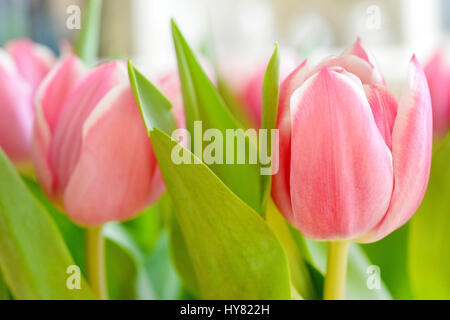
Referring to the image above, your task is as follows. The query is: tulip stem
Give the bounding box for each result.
[85,225,107,300]
[323,240,350,300]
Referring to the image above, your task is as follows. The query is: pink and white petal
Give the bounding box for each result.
[32,55,87,196]
[342,38,385,84]
[0,51,33,161]
[49,62,127,192]
[310,54,384,86]
[272,60,309,225]
[364,84,398,149]
[424,51,450,135]
[289,68,393,240]
[361,56,433,243]
[5,38,55,90]
[63,85,162,226]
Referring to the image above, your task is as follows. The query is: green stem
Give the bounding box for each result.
[323,240,349,300]
[85,226,107,300]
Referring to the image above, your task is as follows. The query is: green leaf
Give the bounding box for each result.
[149,129,291,299]
[169,216,200,296]
[408,134,450,299]
[23,177,158,300]
[0,269,10,300]
[265,199,316,299]
[128,61,176,134]
[260,44,280,210]
[75,0,103,65]
[145,231,192,300]
[122,203,164,255]
[305,240,392,300]
[103,223,153,300]
[362,224,414,299]
[0,149,94,299]
[171,20,262,213]
[23,177,86,271]
[128,63,291,299]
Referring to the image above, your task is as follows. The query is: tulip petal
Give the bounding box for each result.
[272,60,309,224]
[424,51,450,135]
[49,62,127,193]
[364,84,398,149]
[289,68,393,240]
[32,55,87,196]
[5,39,54,90]
[362,56,433,243]
[0,49,33,161]
[63,85,163,226]
[310,54,384,86]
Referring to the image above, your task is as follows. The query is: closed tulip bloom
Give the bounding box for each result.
[0,39,54,164]
[424,49,450,136]
[32,55,166,226]
[272,39,432,243]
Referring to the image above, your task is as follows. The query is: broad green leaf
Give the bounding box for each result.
[146,231,192,300]
[103,223,154,300]
[128,64,291,299]
[149,129,291,299]
[305,240,392,299]
[408,134,450,299]
[0,269,10,300]
[169,216,200,296]
[23,177,86,270]
[75,0,103,65]
[0,150,94,299]
[362,224,414,299]
[171,20,262,213]
[128,61,176,134]
[260,44,280,210]
[265,200,316,299]
[122,206,162,255]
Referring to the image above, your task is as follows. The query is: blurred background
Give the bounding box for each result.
[0,0,449,93]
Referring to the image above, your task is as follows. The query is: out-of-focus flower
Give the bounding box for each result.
[219,51,297,126]
[272,39,432,243]
[0,39,54,164]
[32,55,172,226]
[424,49,450,137]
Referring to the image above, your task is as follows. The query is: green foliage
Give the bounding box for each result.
[0,150,94,299]
[408,134,450,299]
[129,61,292,299]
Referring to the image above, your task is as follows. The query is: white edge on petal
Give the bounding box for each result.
[0,48,17,74]
[81,83,130,139]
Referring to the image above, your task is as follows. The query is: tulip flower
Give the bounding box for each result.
[271,39,432,299]
[424,49,450,136]
[0,39,54,166]
[32,55,166,226]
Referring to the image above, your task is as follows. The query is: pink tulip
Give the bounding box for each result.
[32,55,167,226]
[424,49,450,136]
[272,39,432,243]
[0,39,54,163]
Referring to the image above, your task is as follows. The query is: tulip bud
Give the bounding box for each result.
[32,55,174,226]
[424,49,450,137]
[272,39,432,243]
[0,39,54,165]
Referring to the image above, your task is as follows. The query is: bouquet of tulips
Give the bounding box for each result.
[0,0,448,301]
